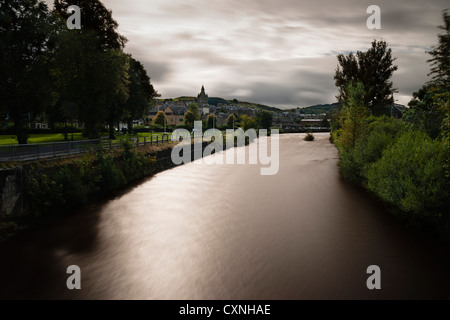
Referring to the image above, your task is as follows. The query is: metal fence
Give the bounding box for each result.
[0,134,173,162]
[0,139,102,162]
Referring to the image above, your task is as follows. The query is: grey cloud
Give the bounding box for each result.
[43,0,450,108]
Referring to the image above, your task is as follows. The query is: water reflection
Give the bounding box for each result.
[0,133,448,299]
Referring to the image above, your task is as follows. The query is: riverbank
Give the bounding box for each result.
[0,134,257,240]
[0,140,199,240]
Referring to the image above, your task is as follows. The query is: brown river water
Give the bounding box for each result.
[0,133,448,299]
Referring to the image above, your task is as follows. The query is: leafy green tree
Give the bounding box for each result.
[153,111,166,127]
[184,110,196,130]
[0,0,54,144]
[257,111,273,129]
[404,85,447,139]
[336,82,369,150]
[206,114,217,129]
[226,114,236,129]
[427,10,450,90]
[335,40,398,116]
[123,55,158,132]
[241,115,257,131]
[187,102,200,120]
[103,50,130,139]
[50,24,114,138]
[54,0,127,50]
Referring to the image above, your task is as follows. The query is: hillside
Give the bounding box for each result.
[299,103,341,114]
[158,96,281,112]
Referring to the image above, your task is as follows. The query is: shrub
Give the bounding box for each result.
[27,174,64,217]
[339,116,406,184]
[367,130,449,225]
[304,133,315,141]
[94,151,125,194]
[54,166,87,209]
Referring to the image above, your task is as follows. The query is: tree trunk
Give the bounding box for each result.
[108,121,115,140]
[12,114,28,145]
[127,119,133,135]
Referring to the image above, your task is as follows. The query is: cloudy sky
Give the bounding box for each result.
[46,0,448,108]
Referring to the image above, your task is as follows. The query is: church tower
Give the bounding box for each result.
[196,85,209,106]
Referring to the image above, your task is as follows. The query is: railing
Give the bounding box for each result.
[0,134,173,162]
[0,139,102,162]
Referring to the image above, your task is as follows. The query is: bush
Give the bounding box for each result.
[27,174,64,217]
[367,130,449,226]
[304,133,315,141]
[339,116,406,184]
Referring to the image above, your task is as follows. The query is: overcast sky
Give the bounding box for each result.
[46,0,448,108]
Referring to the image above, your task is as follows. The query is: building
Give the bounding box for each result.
[390,103,406,118]
[197,85,209,106]
[165,105,187,126]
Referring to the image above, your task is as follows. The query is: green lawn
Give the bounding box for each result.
[0,132,175,146]
[0,133,87,146]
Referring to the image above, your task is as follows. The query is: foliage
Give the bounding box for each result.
[123,55,159,132]
[257,111,273,129]
[153,111,166,127]
[427,10,450,90]
[241,115,257,131]
[187,103,200,120]
[404,85,448,139]
[25,139,162,216]
[226,114,236,129]
[334,82,368,151]
[206,114,217,129]
[184,110,196,130]
[339,116,406,184]
[0,0,54,144]
[304,133,315,141]
[53,0,127,50]
[367,131,449,224]
[334,40,398,116]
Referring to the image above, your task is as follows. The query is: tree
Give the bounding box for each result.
[336,82,369,150]
[258,111,273,129]
[0,0,54,144]
[51,0,132,139]
[206,114,217,129]
[321,117,330,128]
[102,50,130,140]
[123,55,158,132]
[184,110,196,130]
[335,40,398,116]
[50,22,118,139]
[405,84,447,139]
[427,10,450,90]
[187,102,200,120]
[241,115,257,131]
[153,111,166,127]
[226,114,236,129]
[54,0,127,50]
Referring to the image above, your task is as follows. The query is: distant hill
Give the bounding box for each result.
[226,100,281,112]
[208,97,228,106]
[300,103,341,114]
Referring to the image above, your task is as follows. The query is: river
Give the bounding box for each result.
[0,133,448,299]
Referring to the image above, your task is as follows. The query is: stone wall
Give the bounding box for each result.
[0,169,23,218]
